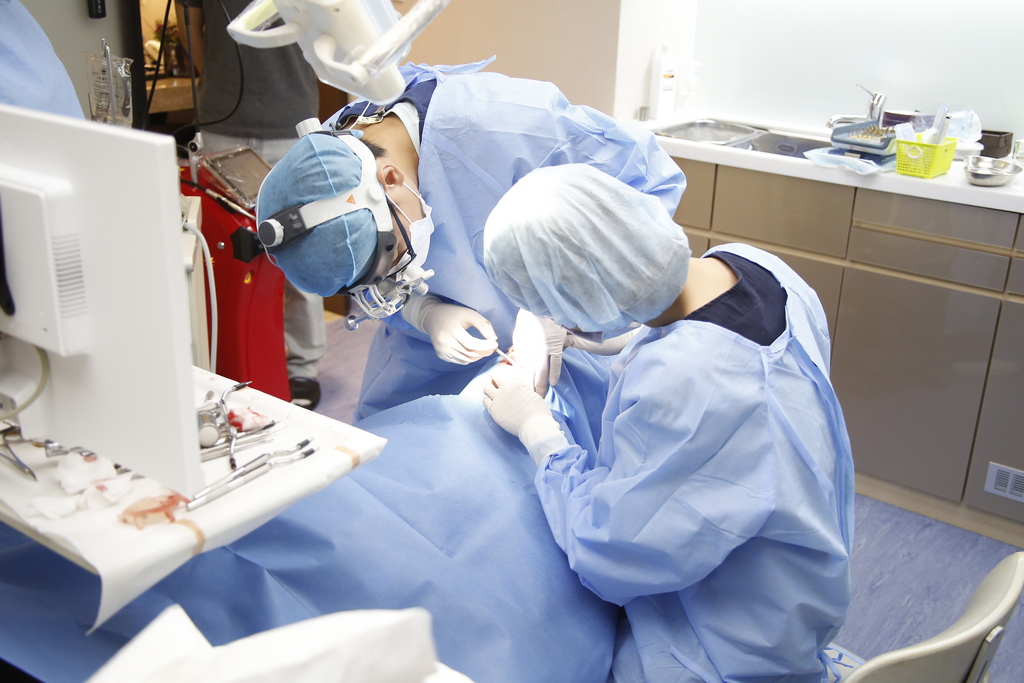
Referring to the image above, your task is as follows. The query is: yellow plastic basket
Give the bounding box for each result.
[896,134,957,178]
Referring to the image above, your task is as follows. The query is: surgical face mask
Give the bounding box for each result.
[389,183,434,272]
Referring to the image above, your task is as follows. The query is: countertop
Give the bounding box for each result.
[647,112,1024,214]
[147,77,194,114]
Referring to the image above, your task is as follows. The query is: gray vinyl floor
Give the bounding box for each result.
[316,318,1024,681]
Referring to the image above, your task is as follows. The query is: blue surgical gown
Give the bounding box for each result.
[326,61,686,420]
[535,244,856,682]
[0,351,617,683]
[0,1,84,119]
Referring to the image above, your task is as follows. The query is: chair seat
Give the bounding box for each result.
[821,552,1024,683]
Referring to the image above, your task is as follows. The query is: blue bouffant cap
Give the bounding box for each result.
[255,134,378,296]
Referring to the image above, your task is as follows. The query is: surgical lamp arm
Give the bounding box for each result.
[358,0,449,75]
[227,0,451,103]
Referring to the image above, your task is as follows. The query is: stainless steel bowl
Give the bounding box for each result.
[964,155,1022,187]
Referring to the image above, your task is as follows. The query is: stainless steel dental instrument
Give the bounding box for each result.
[199,421,284,462]
[0,424,36,481]
[186,441,317,511]
[494,348,515,366]
[218,381,251,470]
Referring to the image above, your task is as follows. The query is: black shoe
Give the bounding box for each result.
[289,377,321,411]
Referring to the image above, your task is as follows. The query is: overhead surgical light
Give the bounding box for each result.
[227,0,451,104]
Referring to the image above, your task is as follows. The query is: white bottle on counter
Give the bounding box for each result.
[648,45,677,121]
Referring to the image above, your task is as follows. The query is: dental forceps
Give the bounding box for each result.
[0,424,36,481]
[186,439,316,511]
[219,381,251,470]
[199,421,283,462]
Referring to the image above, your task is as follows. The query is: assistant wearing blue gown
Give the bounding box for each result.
[534,245,856,683]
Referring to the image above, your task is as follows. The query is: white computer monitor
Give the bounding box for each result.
[0,103,204,496]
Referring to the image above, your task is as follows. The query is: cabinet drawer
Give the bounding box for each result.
[712,166,853,257]
[853,189,1018,248]
[848,227,1010,291]
[672,158,715,230]
[1009,259,1024,296]
[963,301,1024,522]
[831,268,999,501]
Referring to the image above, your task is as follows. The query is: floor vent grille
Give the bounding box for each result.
[984,462,1024,503]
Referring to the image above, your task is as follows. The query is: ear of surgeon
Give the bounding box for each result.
[358,127,499,364]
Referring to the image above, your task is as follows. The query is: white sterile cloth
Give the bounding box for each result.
[86,604,474,683]
[0,367,387,629]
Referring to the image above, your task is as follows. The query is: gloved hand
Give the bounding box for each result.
[402,294,498,364]
[566,327,641,355]
[483,365,569,465]
[512,310,567,396]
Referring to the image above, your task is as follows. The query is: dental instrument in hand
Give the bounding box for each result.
[494,348,515,366]
[186,442,318,511]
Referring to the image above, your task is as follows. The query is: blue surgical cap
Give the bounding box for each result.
[255,133,378,296]
[483,164,691,332]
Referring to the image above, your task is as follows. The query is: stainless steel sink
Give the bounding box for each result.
[654,119,832,158]
[655,119,763,146]
[740,132,832,157]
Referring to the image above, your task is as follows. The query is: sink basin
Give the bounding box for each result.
[741,132,832,157]
[655,119,763,146]
[654,119,832,158]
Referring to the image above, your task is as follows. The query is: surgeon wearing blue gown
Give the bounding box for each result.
[258,59,685,420]
[481,164,856,682]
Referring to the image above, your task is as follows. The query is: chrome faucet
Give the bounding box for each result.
[827,84,886,129]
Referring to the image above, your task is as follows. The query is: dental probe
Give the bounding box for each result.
[494,348,515,366]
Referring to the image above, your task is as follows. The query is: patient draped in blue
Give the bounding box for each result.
[0,349,617,683]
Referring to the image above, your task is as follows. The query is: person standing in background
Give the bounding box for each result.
[176,0,326,410]
[0,0,85,118]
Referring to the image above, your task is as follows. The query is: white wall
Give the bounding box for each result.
[614,0,697,121]
[689,0,1024,136]
[401,0,621,114]
[25,0,1019,138]
[22,0,141,120]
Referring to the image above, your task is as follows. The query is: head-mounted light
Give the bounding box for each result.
[256,131,392,252]
[256,125,432,323]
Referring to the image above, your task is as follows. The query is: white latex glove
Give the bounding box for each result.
[511,309,567,396]
[483,365,569,465]
[403,294,498,364]
[566,327,641,355]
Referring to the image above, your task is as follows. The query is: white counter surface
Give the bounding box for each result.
[649,113,1024,214]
